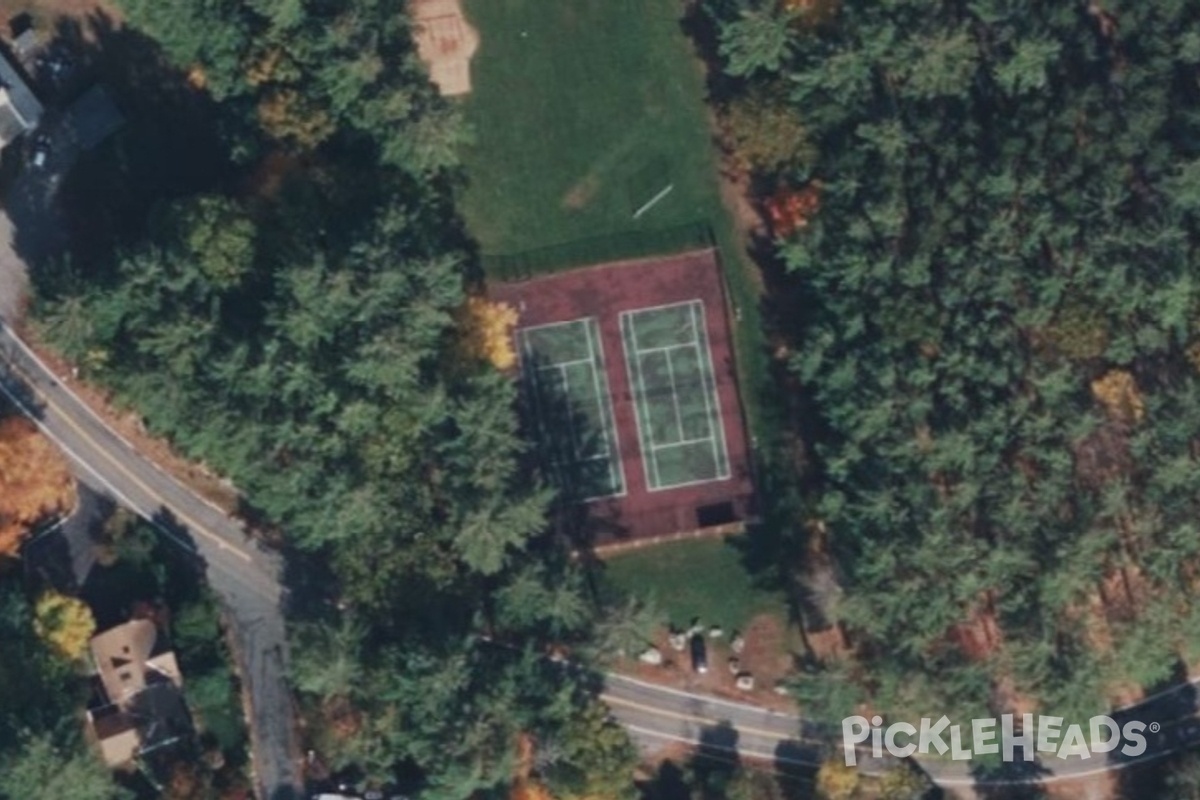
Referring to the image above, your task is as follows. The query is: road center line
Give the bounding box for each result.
[0,362,254,564]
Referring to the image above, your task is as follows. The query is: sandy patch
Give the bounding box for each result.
[410,0,479,97]
[561,175,598,210]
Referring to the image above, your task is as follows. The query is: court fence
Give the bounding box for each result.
[482,221,715,282]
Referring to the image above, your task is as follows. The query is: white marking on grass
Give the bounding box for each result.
[632,183,674,220]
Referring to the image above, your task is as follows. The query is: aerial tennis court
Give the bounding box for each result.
[621,301,730,490]
[519,317,625,500]
[492,248,755,544]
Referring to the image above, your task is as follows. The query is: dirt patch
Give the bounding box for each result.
[1044,770,1119,800]
[561,174,599,210]
[410,0,479,97]
[620,614,799,714]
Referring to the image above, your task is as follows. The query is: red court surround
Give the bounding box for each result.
[490,248,756,545]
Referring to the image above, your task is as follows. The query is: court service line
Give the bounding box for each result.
[619,311,658,490]
[691,301,730,480]
[583,317,625,496]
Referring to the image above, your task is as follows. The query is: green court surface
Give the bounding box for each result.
[519,318,625,499]
[621,301,730,490]
[459,0,724,258]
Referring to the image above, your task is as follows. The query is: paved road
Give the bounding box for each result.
[0,322,303,800]
[8,318,1200,794]
[603,657,1200,787]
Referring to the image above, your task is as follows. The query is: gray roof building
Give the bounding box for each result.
[0,47,40,146]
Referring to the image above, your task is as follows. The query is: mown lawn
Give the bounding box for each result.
[600,536,785,636]
[459,0,723,255]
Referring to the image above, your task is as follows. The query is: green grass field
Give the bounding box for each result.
[459,0,723,255]
[601,536,784,635]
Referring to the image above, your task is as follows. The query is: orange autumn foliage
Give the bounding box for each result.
[780,0,841,28]
[0,416,75,559]
[459,296,519,370]
[1091,369,1145,425]
[511,734,555,800]
[764,182,822,238]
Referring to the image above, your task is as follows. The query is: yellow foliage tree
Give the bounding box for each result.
[34,592,96,661]
[1091,369,1145,424]
[876,763,932,799]
[459,296,519,370]
[258,87,336,150]
[815,758,860,800]
[0,416,76,559]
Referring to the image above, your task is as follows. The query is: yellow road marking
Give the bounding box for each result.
[601,693,817,743]
[20,371,254,564]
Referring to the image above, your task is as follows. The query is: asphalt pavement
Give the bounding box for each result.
[0,322,303,800]
[6,313,1200,794]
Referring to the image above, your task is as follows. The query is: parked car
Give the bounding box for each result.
[690,633,708,674]
[29,132,49,168]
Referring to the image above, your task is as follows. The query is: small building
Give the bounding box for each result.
[0,47,40,147]
[85,619,192,770]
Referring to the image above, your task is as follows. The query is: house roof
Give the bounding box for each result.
[0,48,40,144]
[12,30,39,63]
[0,96,24,142]
[88,703,140,767]
[90,620,181,708]
[87,621,191,771]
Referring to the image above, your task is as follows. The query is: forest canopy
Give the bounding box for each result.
[705,0,1200,733]
[28,0,633,793]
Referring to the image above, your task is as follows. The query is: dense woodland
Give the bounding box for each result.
[705,0,1200,747]
[29,0,641,797]
[22,0,1200,796]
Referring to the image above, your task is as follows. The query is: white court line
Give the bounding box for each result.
[620,311,658,490]
[690,301,729,479]
[517,328,564,492]
[583,317,626,498]
[520,317,595,346]
[664,345,685,448]
[622,298,699,318]
[633,342,695,357]
[622,300,730,491]
[535,356,593,371]
[517,317,625,500]
[651,436,723,451]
